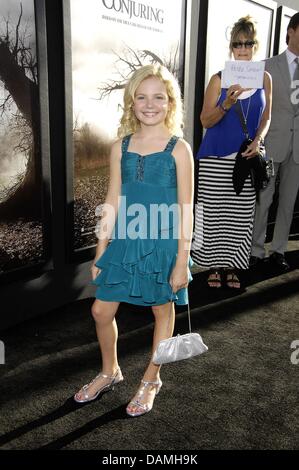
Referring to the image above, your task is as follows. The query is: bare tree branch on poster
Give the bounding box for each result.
[97,44,180,100]
[0,3,40,219]
[10,111,33,155]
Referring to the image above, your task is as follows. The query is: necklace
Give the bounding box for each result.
[239,96,251,125]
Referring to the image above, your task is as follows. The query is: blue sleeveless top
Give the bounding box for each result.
[197,88,266,159]
[112,134,179,239]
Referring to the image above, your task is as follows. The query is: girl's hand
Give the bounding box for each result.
[91,248,106,280]
[241,140,260,158]
[169,263,189,294]
[91,262,101,281]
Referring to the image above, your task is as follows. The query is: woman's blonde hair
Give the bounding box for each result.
[117,64,183,138]
[229,15,259,57]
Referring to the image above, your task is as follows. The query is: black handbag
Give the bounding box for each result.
[233,101,273,201]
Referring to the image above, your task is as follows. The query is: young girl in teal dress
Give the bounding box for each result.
[74,64,194,417]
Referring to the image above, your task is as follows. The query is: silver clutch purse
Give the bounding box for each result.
[152,290,208,365]
[153,332,208,365]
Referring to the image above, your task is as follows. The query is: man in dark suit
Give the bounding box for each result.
[250,12,299,271]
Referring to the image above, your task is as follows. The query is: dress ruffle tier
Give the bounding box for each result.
[92,237,193,306]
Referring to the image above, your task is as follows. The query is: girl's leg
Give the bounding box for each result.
[92,299,120,373]
[126,301,175,415]
[75,299,121,401]
[144,301,175,380]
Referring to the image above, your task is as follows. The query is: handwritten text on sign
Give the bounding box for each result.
[221,60,265,89]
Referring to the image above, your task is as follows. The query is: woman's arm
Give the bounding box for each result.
[170,139,194,292]
[242,71,272,158]
[93,140,122,265]
[201,74,246,128]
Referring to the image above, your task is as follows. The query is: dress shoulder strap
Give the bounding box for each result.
[164,135,179,153]
[121,134,132,155]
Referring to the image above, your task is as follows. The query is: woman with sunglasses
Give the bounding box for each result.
[192,16,272,289]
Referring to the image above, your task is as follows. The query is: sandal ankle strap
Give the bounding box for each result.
[141,379,161,387]
[96,367,121,380]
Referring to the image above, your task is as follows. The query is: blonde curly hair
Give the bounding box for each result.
[117,64,183,138]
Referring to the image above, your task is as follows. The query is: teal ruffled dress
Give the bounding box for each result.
[92,134,193,306]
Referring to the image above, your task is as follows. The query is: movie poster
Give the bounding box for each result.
[0,0,44,274]
[70,0,186,250]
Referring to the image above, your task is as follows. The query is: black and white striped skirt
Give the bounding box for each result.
[192,154,256,269]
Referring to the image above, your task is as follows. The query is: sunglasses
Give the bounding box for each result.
[232,40,256,49]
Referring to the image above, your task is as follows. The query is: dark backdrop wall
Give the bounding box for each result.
[0,0,188,330]
[0,0,298,331]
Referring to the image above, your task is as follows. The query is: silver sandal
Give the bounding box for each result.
[126,378,162,417]
[74,367,124,403]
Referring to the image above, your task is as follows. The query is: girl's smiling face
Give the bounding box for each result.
[133,76,170,128]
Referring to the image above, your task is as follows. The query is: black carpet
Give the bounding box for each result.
[0,253,299,451]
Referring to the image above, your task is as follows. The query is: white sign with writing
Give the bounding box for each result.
[221,60,265,89]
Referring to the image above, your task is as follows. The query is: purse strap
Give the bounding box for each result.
[167,289,192,334]
[234,101,250,140]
